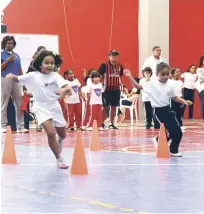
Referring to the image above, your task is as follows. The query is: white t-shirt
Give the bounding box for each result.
[195,68,204,93]
[141,79,177,108]
[18,72,68,110]
[86,83,104,105]
[142,55,168,79]
[64,78,81,104]
[139,78,150,102]
[168,79,184,97]
[180,72,197,89]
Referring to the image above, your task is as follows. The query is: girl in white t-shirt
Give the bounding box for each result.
[124,63,192,157]
[86,71,104,131]
[6,50,72,169]
[139,67,153,129]
[64,69,83,130]
[181,64,197,121]
[170,68,184,127]
[195,55,204,123]
[82,69,96,128]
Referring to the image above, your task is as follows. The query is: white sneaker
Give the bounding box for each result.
[86,127,93,131]
[98,127,105,131]
[152,136,158,148]
[17,129,29,133]
[152,136,172,149]
[81,126,86,131]
[1,127,7,133]
[57,157,69,169]
[170,152,182,157]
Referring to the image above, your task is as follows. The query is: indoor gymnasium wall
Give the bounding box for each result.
[3,0,139,86]
[169,0,204,119]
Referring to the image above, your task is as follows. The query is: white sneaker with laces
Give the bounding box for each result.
[170,152,182,157]
[57,157,69,169]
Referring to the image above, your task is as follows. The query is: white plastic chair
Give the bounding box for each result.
[116,95,139,124]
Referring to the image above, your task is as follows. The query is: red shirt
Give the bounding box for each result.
[98,61,123,91]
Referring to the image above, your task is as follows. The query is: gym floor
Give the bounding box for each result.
[2,121,204,213]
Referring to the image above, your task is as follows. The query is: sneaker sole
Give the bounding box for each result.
[58,165,69,169]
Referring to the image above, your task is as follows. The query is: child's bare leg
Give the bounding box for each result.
[41,120,60,159]
[55,127,66,153]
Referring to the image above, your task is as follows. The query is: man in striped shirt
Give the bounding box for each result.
[98,50,123,129]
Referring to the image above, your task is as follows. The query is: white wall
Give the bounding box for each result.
[138,0,169,120]
[1,34,59,73]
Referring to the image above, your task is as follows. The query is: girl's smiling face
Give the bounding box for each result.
[41,56,55,74]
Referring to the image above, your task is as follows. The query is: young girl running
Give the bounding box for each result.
[124,63,192,157]
[64,69,83,130]
[86,72,104,131]
[181,65,197,121]
[170,68,184,128]
[6,50,71,169]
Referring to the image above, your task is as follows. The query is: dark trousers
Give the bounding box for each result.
[171,100,184,127]
[143,101,152,125]
[199,90,204,119]
[153,106,183,153]
[183,88,194,119]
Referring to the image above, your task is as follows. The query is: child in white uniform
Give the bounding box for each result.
[195,55,204,124]
[6,50,71,169]
[139,67,153,129]
[124,63,192,157]
[64,69,82,130]
[82,69,96,129]
[170,68,184,127]
[86,72,104,131]
[181,65,197,121]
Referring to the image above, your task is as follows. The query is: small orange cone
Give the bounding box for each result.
[156,123,170,158]
[70,131,88,175]
[2,126,17,164]
[90,120,100,151]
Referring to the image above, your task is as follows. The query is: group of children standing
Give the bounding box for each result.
[63,69,104,131]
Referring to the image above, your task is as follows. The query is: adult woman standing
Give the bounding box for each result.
[1,35,27,133]
[195,55,204,125]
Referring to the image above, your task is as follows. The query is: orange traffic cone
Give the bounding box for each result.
[70,131,88,175]
[2,126,17,164]
[90,120,100,151]
[156,123,170,158]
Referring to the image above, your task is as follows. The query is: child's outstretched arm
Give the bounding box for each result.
[172,96,193,106]
[124,69,143,90]
[5,73,19,82]
[56,85,72,96]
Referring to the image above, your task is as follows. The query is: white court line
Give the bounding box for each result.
[4,163,204,166]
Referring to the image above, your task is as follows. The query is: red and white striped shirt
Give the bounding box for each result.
[98,61,123,91]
